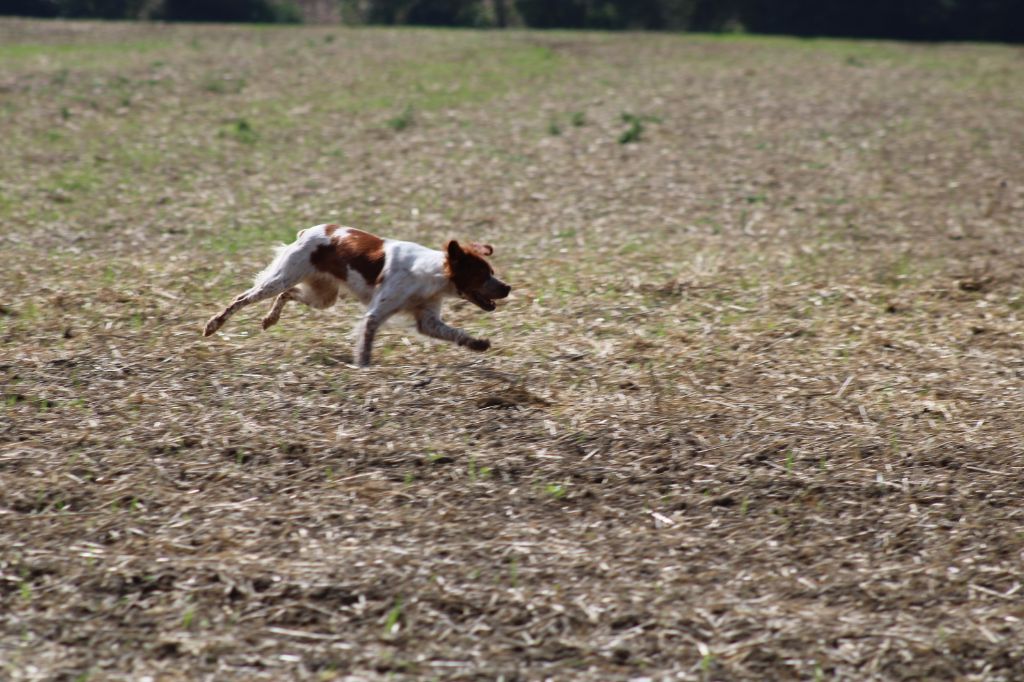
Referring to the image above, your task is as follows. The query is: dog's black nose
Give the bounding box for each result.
[501,284,512,297]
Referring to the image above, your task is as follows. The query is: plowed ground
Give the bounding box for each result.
[2,19,1024,681]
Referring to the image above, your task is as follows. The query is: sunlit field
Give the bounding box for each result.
[2,18,1024,680]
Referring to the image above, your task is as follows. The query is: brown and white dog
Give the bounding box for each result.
[203,224,511,366]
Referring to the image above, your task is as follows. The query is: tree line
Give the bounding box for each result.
[5,0,1023,42]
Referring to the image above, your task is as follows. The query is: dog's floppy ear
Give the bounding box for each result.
[468,242,494,257]
[446,240,464,261]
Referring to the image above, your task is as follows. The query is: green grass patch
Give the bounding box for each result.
[316,44,561,116]
[204,217,302,254]
[0,39,173,62]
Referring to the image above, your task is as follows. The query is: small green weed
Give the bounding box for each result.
[383,596,402,636]
[619,112,660,144]
[386,105,415,131]
[619,119,643,144]
[223,118,258,144]
[545,483,567,500]
[202,75,246,94]
[467,458,492,481]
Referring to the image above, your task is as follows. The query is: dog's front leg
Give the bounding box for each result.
[415,307,490,352]
[354,312,382,367]
[355,288,406,367]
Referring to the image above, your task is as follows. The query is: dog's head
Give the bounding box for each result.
[444,240,511,312]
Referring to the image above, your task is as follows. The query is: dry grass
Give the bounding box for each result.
[3,18,1024,681]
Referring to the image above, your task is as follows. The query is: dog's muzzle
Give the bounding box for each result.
[466,277,511,312]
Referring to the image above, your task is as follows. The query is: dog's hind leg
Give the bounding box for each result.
[204,281,291,336]
[261,275,340,330]
[204,241,317,337]
[261,289,296,330]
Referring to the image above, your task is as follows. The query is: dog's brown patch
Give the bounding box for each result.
[324,223,340,236]
[444,240,493,293]
[310,227,386,285]
[310,243,348,280]
[341,229,386,284]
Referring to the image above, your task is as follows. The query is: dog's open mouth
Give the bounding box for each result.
[467,292,496,312]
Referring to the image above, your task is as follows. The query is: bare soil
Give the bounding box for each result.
[2,18,1024,681]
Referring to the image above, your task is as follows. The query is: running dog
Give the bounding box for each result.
[203,224,511,367]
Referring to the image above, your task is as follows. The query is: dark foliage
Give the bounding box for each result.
[346,0,488,26]
[506,0,1023,41]
[1,0,1022,42]
[160,0,301,23]
[3,0,59,17]
[516,0,697,30]
[739,0,1024,42]
[1,0,302,22]
[2,0,146,19]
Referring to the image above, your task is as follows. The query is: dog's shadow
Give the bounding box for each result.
[305,350,356,367]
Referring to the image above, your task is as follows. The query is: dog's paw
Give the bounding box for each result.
[261,315,278,331]
[466,338,491,352]
[203,318,221,337]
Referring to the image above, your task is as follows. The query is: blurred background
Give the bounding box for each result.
[4,0,1024,43]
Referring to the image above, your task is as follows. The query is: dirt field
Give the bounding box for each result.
[2,18,1024,681]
